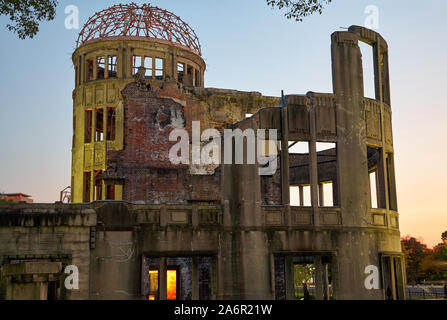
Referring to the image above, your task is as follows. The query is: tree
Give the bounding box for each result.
[266,0,332,22]
[401,236,429,284]
[0,0,58,39]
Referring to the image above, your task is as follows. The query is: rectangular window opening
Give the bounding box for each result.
[177,62,185,83]
[359,41,376,99]
[95,108,104,142]
[106,184,115,200]
[186,65,193,85]
[155,58,164,80]
[367,146,386,209]
[317,142,338,207]
[106,107,116,141]
[144,57,153,77]
[94,170,102,201]
[148,269,159,300]
[167,268,178,300]
[96,56,105,80]
[290,185,311,207]
[83,171,91,203]
[289,141,309,154]
[84,110,92,143]
[195,69,200,87]
[320,182,334,207]
[108,56,117,78]
[132,55,142,75]
[86,58,94,81]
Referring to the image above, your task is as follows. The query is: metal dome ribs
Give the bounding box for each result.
[76,3,202,56]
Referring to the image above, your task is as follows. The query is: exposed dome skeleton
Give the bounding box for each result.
[76,3,202,56]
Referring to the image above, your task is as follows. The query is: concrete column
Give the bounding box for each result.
[221,119,272,299]
[192,204,199,228]
[280,106,290,205]
[309,102,320,225]
[299,186,304,206]
[159,257,167,300]
[331,30,369,227]
[192,257,199,300]
[332,178,339,206]
[285,256,295,300]
[373,40,383,101]
[322,263,330,300]
[160,205,168,227]
[318,183,324,207]
[314,256,324,300]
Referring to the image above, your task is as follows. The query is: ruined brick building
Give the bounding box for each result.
[0,4,405,300]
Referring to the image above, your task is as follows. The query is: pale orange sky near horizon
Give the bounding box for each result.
[0,0,445,248]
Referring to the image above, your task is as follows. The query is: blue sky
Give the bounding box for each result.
[0,0,446,246]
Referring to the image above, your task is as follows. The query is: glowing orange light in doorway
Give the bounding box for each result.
[167,269,177,300]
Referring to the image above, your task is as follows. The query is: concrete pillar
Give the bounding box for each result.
[221,119,273,299]
[159,257,167,300]
[308,100,320,225]
[318,183,324,207]
[285,256,295,300]
[280,106,290,205]
[192,257,199,300]
[315,256,323,300]
[331,30,369,227]
[299,185,304,206]
[332,178,339,206]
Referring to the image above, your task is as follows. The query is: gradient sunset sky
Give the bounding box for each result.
[0,0,445,247]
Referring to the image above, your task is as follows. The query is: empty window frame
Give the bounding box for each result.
[132,55,143,75]
[148,268,159,300]
[177,62,185,83]
[106,184,115,200]
[84,110,92,143]
[367,146,386,209]
[83,171,91,202]
[186,65,194,85]
[96,56,105,79]
[316,142,338,207]
[106,107,116,141]
[195,69,201,87]
[359,41,376,99]
[167,267,178,300]
[290,185,311,206]
[319,182,334,207]
[86,58,94,81]
[155,58,164,80]
[94,170,102,201]
[108,56,117,78]
[95,108,104,142]
[289,141,311,207]
[144,57,153,77]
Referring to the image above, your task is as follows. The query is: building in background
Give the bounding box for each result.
[0,4,405,300]
[0,193,33,203]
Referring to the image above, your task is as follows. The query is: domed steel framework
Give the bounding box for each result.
[76,3,202,55]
